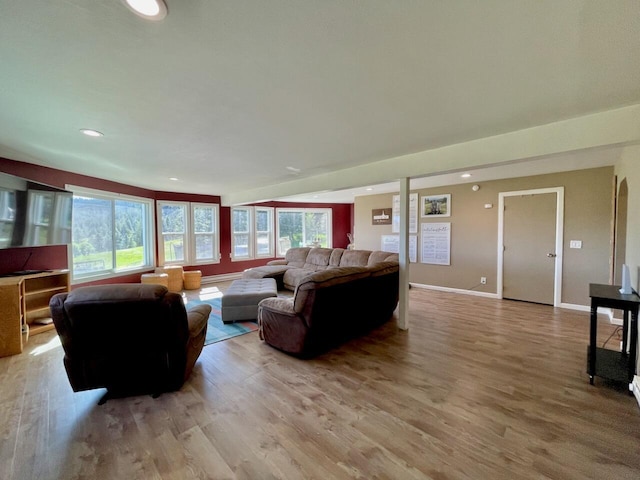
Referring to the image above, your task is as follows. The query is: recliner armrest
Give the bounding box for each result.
[259,296,295,315]
[187,304,211,338]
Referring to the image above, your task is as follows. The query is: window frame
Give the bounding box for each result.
[230,206,276,261]
[254,206,274,259]
[230,206,253,261]
[275,207,332,257]
[68,185,155,284]
[190,202,220,265]
[157,200,220,266]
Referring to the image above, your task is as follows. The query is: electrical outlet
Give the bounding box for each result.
[480,277,487,285]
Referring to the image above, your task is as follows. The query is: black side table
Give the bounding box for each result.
[588,283,640,391]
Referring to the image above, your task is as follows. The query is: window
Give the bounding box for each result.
[231,207,252,260]
[276,208,332,256]
[192,203,218,263]
[157,201,219,265]
[255,207,274,258]
[70,187,154,281]
[230,206,275,260]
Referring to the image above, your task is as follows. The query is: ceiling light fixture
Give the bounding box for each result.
[80,129,104,137]
[122,0,167,21]
[461,173,472,178]
[286,166,301,174]
[365,187,373,191]
[169,177,179,181]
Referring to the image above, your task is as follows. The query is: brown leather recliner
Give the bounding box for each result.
[49,283,211,401]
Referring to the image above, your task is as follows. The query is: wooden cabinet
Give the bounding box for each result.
[0,270,70,357]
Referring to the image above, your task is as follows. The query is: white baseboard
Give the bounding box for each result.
[202,272,243,284]
[558,303,624,326]
[559,302,591,312]
[409,282,500,299]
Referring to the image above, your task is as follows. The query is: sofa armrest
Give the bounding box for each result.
[186,304,211,338]
[259,296,296,315]
[267,259,288,266]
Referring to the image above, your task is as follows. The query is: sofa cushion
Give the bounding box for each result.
[329,248,345,267]
[368,251,399,265]
[338,249,372,267]
[303,247,333,271]
[283,268,311,291]
[293,266,370,313]
[284,247,311,268]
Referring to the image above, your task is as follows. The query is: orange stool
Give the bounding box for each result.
[141,273,169,288]
[155,266,184,292]
[183,270,202,290]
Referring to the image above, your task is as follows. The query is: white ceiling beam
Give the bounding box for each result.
[222,104,640,206]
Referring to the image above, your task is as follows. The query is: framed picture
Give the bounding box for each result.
[421,194,451,217]
[371,208,392,225]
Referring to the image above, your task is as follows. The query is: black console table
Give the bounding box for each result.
[588,283,640,391]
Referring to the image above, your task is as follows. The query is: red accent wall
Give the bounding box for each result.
[0,245,68,275]
[0,158,354,284]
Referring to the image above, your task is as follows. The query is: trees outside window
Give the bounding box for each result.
[276,208,331,256]
[71,188,154,281]
[158,201,219,265]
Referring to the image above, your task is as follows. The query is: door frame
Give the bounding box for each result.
[497,187,565,306]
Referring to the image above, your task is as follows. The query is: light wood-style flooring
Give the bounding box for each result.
[1,284,639,479]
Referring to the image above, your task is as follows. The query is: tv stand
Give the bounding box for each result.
[0,269,52,277]
[0,270,70,357]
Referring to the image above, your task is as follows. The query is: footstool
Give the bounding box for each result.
[141,272,169,288]
[221,278,277,323]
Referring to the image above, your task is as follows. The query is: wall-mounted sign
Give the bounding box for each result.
[372,208,392,225]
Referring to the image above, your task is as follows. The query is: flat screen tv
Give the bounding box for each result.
[0,171,73,250]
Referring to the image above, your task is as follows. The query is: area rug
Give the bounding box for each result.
[184,296,259,346]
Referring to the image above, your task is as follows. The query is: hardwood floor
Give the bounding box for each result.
[1,285,639,479]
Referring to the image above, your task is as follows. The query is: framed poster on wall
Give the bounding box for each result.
[381,234,417,263]
[420,222,450,265]
[392,193,418,233]
[421,194,451,217]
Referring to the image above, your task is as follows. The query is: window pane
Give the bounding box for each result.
[304,212,328,247]
[278,211,303,248]
[72,197,113,274]
[256,210,269,231]
[195,234,214,260]
[233,233,249,257]
[194,206,214,233]
[115,200,145,270]
[233,209,249,233]
[164,234,185,262]
[161,205,185,233]
[256,232,270,255]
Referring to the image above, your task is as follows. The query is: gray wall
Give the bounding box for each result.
[354,167,614,306]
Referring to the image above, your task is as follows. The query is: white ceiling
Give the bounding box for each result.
[0,1,639,204]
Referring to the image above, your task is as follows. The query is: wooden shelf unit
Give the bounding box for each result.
[0,270,70,357]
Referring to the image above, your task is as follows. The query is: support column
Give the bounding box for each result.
[398,177,410,330]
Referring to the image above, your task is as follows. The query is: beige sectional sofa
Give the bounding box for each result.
[242,247,399,291]
[243,247,400,357]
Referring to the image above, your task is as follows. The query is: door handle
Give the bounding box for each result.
[547,253,557,258]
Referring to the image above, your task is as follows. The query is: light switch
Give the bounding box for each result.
[570,240,582,249]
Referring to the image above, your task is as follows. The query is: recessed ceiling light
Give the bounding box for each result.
[365,187,373,191]
[169,177,179,181]
[122,0,167,21]
[461,173,472,178]
[80,129,103,137]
